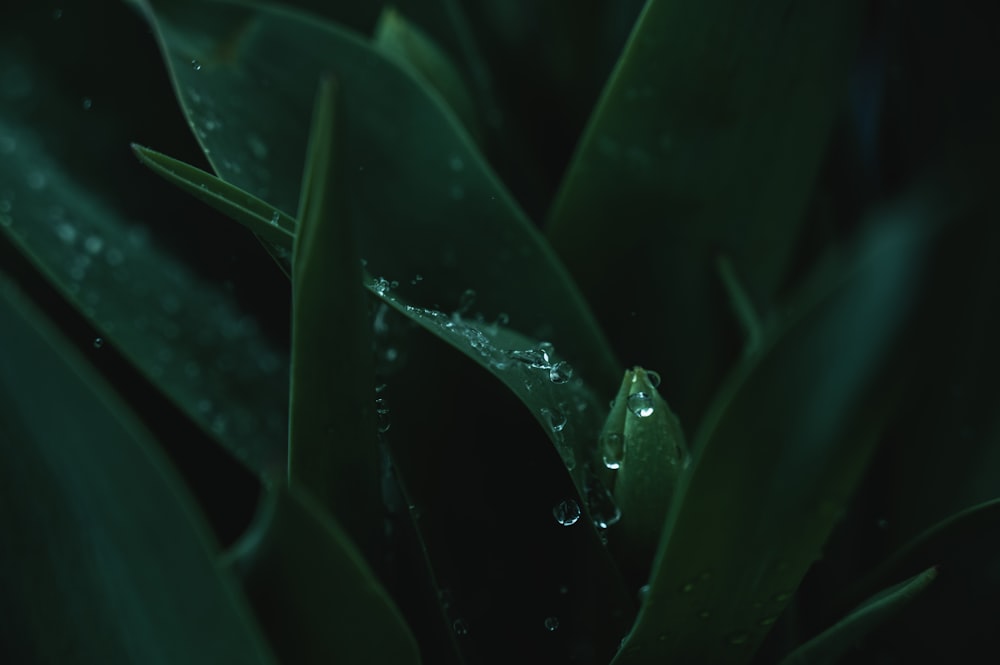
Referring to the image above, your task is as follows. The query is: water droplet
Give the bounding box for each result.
[457,288,476,312]
[552,499,581,526]
[544,616,559,632]
[27,171,47,190]
[247,133,269,159]
[495,312,509,326]
[83,235,103,254]
[191,59,202,71]
[452,619,469,636]
[92,337,104,349]
[548,362,573,384]
[55,222,76,244]
[448,155,464,171]
[627,392,655,417]
[638,585,651,603]
[646,370,662,388]
[81,97,92,110]
[540,407,566,433]
[270,210,280,225]
[601,432,624,470]
[585,476,621,529]
[375,397,391,433]
[409,273,424,285]
[372,276,392,296]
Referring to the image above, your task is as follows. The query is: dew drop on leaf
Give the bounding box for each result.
[540,407,566,433]
[627,391,655,417]
[552,499,581,526]
[548,361,573,384]
[544,616,559,632]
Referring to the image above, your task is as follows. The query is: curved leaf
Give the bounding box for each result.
[778,567,938,665]
[129,0,620,393]
[545,0,865,420]
[614,208,932,664]
[840,498,1000,613]
[0,276,277,664]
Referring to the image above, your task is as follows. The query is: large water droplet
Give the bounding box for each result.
[552,499,581,526]
[646,370,662,388]
[190,59,202,71]
[627,392,655,418]
[81,97,92,111]
[585,476,621,529]
[92,337,104,349]
[540,407,566,433]
[548,361,573,384]
[601,432,624,470]
[544,616,559,632]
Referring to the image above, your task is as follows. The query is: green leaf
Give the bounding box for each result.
[0,275,277,664]
[130,0,620,392]
[841,498,1000,613]
[545,0,865,420]
[131,142,296,275]
[288,76,381,554]
[374,6,484,143]
[778,567,938,665]
[225,484,421,665]
[133,149,637,657]
[0,116,288,481]
[600,366,688,580]
[613,210,932,664]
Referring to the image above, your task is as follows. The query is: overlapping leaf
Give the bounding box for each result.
[546,0,865,421]
[129,0,620,394]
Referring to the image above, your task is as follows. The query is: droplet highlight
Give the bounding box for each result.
[552,499,581,526]
[627,391,655,418]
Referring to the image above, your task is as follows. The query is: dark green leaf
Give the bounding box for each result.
[131,143,295,275]
[373,6,484,143]
[130,0,620,393]
[841,498,1000,613]
[0,116,288,480]
[778,567,938,665]
[614,209,932,664]
[545,0,865,421]
[225,484,420,665]
[0,275,277,664]
[288,77,381,554]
